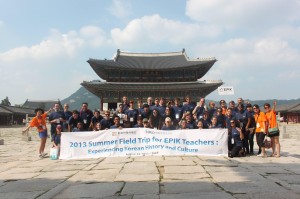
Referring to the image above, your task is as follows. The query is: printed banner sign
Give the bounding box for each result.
[60,128,228,160]
[218,86,234,95]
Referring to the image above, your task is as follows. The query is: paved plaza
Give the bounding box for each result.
[0,124,299,199]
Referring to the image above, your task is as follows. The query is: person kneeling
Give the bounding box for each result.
[228,120,244,158]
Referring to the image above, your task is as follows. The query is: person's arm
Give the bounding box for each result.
[192,106,199,115]
[273,101,277,111]
[237,128,244,140]
[245,116,251,130]
[52,140,58,148]
[22,125,31,134]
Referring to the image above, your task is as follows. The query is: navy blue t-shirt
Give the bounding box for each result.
[100,118,112,130]
[49,111,66,134]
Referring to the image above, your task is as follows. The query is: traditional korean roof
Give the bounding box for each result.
[0,105,35,115]
[88,49,217,81]
[22,99,61,110]
[276,102,300,113]
[0,106,12,115]
[81,80,223,101]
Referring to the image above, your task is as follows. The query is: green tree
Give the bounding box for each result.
[1,96,11,106]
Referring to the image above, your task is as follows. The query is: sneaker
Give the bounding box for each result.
[42,153,48,157]
[39,154,43,159]
[257,154,267,158]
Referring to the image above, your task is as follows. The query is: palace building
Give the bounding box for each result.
[82,49,223,110]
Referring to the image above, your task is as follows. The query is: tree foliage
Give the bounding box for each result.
[1,96,11,106]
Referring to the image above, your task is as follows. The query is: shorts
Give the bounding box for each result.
[256,132,266,148]
[38,130,48,138]
[268,132,280,137]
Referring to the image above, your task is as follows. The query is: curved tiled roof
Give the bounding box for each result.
[81,80,223,100]
[0,106,12,115]
[87,50,217,81]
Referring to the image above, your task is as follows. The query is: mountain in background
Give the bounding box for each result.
[61,86,300,111]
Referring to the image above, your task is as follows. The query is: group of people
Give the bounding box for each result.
[22,96,281,159]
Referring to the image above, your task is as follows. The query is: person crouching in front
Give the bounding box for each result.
[161,117,176,130]
[72,121,84,132]
[228,120,244,158]
[110,116,123,129]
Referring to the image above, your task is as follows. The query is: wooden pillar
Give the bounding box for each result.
[100,97,103,111]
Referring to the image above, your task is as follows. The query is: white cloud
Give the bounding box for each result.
[80,26,108,47]
[0,26,109,63]
[0,29,84,62]
[111,14,221,47]
[108,0,132,19]
[186,0,300,29]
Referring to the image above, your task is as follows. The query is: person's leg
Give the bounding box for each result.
[257,133,266,157]
[274,136,280,157]
[39,138,43,155]
[271,137,276,156]
[243,132,249,154]
[230,146,242,157]
[248,132,254,154]
[40,137,47,154]
[256,133,261,155]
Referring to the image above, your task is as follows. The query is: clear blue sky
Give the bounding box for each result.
[1,0,300,105]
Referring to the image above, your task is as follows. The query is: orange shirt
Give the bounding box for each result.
[265,110,277,128]
[29,113,47,132]
[254,111,267,133]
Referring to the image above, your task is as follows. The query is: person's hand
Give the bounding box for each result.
[22,129,28,135]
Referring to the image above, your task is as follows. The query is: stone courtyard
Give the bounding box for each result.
[0,124,299,199]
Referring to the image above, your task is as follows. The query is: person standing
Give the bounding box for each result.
[22,108,51,158]
[192,97,207,119]
[182,96,195,114]
[253,104,267,157]
[49,103,66,142]
[100,110,112,130]
[264,102,281,157]
[125,100,138,126]
[245,104,256,155]
[63,103,72,132]
[68,110,83,132]
[79,102,93,131]
[89,110,103,130]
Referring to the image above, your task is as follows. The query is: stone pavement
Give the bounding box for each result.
[0,124,299,199]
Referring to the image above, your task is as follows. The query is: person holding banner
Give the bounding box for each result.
[133,117,144,128]
[161,117,176,130]
[110,116,123,129]
[22,108,51,158]
[93,122,102,131]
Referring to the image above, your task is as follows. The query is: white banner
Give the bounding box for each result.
[218,86,234,95]
[60,128,228,160]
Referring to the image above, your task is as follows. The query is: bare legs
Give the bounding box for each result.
[271,136,280,157]
[39,137,47,155]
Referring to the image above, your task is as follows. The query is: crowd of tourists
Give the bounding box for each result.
[22,96,281,159]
